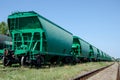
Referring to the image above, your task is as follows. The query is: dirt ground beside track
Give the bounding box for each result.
[87,62,118,80]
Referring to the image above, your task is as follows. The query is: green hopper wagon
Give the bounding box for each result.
[4,11,73,66]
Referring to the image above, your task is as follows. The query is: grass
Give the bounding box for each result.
[0,61,113,80]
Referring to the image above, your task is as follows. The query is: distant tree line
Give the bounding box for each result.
[0,21,9,35]
[116,58,120,62]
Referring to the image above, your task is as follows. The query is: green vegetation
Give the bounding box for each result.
[116,58,120,62]
[0,21,9,35]
[0,61,112,80]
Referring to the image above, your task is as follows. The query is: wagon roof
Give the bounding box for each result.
[8,11,72,35]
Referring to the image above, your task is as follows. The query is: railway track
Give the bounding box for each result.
[117,62,120,80]
[73,63,114,80]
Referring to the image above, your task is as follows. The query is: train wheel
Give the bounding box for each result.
[75,58,80,63]
[3,57,7,66]
[21,56,27,66]
[3,57,12,66]
[64,57,73,64]
[36,56,44,68]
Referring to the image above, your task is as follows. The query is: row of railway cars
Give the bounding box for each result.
[2,11,113,67]
[0,34,12,59]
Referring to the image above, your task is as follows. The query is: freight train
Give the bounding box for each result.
[3,11,112,67]
[0,34,12,59]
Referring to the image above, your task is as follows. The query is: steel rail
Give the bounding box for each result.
[73,63,114,80]
[117,62,120,80]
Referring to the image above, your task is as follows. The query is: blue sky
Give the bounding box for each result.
[0,0,120,58]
